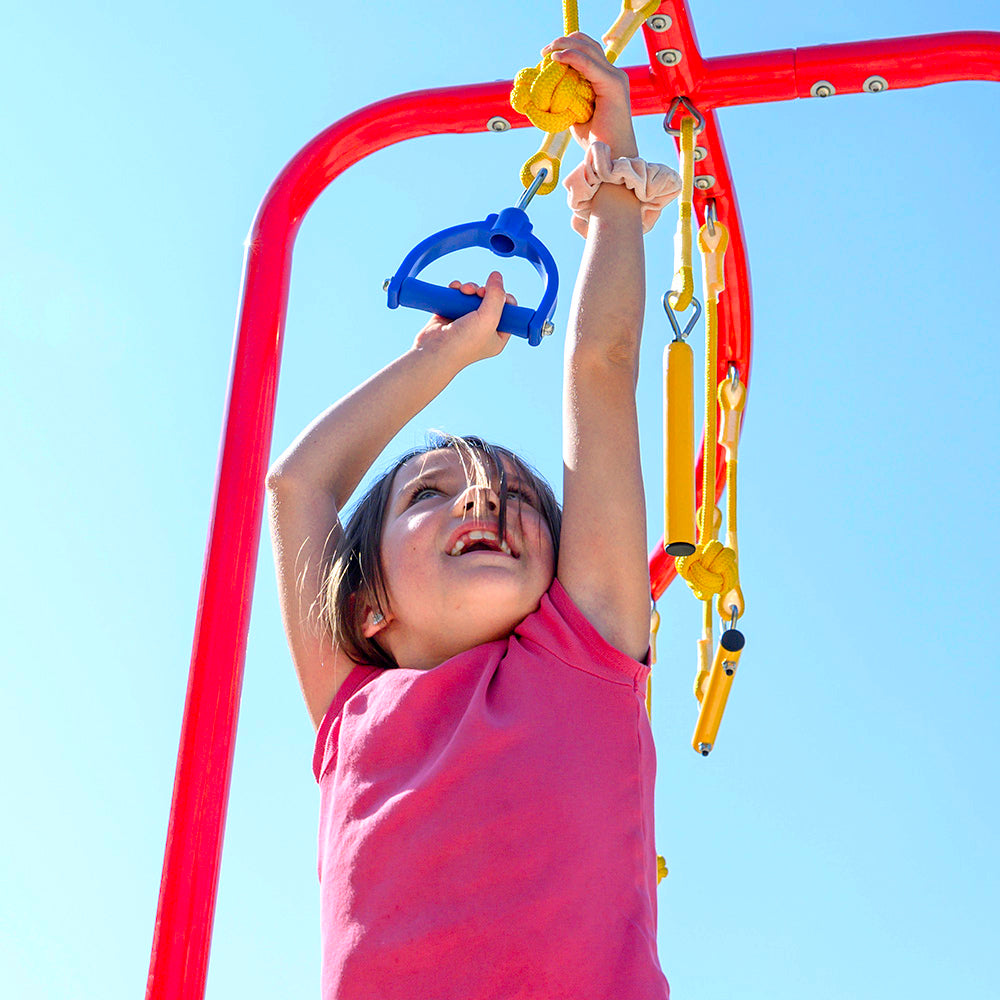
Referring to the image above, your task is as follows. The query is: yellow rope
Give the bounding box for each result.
[675,220,744,620]
[511,1,591,141]
[510,1,660,195]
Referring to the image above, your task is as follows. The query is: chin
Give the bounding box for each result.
[466,575,551,635]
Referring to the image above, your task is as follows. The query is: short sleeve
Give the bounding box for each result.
[514,578,651,688]
[312,664,382,781]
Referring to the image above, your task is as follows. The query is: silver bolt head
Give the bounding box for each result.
[486,116,511,132]
[383,278,391,292]
[655,48,683,67]
[810,80,836,98]
[698,742,713,756]
[693,145,708,162]
[694,175,716,190]
[863,75,888,93]
[541,321,554,337]
[646,14,671,31]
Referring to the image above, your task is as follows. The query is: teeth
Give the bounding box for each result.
[448,530,513,557]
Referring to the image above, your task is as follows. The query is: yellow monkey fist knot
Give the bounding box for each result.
[511,56,595,134]
[675,540,739,602]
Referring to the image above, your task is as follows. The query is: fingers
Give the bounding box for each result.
[543,33,627,89]
[476,271,510,325]
[542,32,604,59]
[447,276,517,306]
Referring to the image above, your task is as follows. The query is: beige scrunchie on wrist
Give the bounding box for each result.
[563,141,682,237]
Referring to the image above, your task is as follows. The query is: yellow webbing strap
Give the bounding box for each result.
[694,600,712,703]
[520,134,572,196]
[717,375,746,620]
[511,1,659,195]
[668,116,696,311]
[602,0,661,62]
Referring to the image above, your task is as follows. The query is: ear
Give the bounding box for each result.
[361,603,392,638]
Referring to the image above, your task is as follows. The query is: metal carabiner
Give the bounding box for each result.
[705,198,717,237]
[663,96,706,136]
[663,292,702,341]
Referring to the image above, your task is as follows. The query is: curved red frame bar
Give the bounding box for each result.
[146,1,1000,995]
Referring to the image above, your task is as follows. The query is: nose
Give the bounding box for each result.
[452,483,500,517]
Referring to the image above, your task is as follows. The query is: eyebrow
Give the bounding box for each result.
[393,464,460,497]
[393,457,529,501]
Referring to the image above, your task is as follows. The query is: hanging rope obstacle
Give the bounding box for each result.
[660,98,748,757]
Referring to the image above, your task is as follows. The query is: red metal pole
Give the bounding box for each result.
[146,4,1000,992]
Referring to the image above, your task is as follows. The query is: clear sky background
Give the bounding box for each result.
[3,2,998,998]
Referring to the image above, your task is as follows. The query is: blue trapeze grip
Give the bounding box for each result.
[394,280,540,339]
[386,206,558,348]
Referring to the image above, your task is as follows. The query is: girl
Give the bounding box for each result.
[268,33,673,1000]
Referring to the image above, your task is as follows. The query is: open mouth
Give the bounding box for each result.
[448,529,515,558]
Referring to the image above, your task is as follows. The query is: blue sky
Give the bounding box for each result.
[3,2,998,998]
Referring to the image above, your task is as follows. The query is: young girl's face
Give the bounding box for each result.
[371,448,556,669]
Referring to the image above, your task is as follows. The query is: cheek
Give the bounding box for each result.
[381,515,436,590]
[521,511,556,567]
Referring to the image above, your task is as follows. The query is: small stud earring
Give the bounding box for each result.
[371,611,385,625]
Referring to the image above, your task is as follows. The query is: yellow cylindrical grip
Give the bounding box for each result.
[691,628,745,755]
[664,340,696,557]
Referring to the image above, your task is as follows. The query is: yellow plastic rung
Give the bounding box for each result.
[691,628,745,755]
[664,339,696,556]
[669,116,697,311]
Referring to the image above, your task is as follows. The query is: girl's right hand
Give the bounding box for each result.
[413,271,515,368]
[543,33,637,158]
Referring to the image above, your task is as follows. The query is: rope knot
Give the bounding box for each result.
[675,539,739,602]
[511,55,594,134]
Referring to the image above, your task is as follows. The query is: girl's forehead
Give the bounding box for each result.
[398,448,513,483]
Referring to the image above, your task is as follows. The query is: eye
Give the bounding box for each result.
[408,484,442,505]
[506,485,536,505]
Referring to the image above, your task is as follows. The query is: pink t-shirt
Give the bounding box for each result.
[313,579,669,1000]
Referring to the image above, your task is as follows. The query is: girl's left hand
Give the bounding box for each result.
[542,33,637,157]
[412,271,517,368]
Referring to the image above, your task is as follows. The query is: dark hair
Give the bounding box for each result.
[323,434,561,670]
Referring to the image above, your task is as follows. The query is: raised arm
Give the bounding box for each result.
[548,34,651,661]
[267,276,512,727]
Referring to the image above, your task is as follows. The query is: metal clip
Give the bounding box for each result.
[663,292,702,341]
[663,96,706,135]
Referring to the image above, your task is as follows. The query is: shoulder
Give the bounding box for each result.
[312,663,384,780]
[515,578,650,686]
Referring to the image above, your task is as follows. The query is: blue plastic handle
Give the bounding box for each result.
[385,206,558,347]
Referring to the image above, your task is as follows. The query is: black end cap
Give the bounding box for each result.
[665,541,696,557]
[720,628,746,653]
